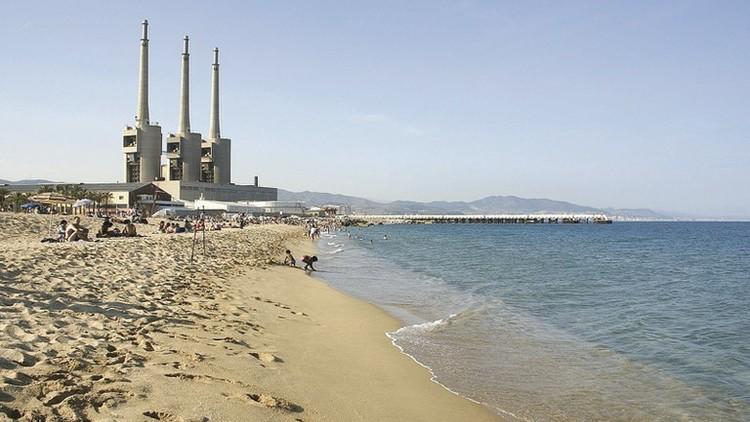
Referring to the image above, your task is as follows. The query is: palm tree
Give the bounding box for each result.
[0,188,9,211]
[98,192,113,214]
[8,192,28,212]
[37,185,55,193]
[89,191,103,213]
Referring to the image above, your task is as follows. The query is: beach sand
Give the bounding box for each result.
[0,213,499,421]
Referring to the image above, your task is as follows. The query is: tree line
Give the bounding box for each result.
[0,185,113,212]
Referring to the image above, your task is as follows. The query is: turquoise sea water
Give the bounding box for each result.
[316,223,749,421]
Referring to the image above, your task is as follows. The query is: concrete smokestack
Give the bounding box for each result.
[136,20,150,127]
[208,48,220,140]
[177,35,191,134]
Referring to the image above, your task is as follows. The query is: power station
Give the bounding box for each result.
[122,20,273,202]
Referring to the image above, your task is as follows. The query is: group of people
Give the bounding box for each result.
[284,250,318,272]
[156,220,192,234]
[49,216,138,242]
[96,216,138,239]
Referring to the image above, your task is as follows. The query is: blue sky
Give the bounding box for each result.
[0,1,748,217]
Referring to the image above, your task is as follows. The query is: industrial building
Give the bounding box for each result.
[4,20,288,213]
[122,20,274,202]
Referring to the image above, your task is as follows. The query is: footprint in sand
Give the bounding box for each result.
[143,410,185,421]
[5,325,37,342]
[0,404,22,419]
[2,371,33,386]
[0,391,13,402]
[249,352,282,363]
[246,393,303,413]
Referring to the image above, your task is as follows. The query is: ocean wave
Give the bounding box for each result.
[386,319,529,421]
[329,248,344,254]
[390,313,458,336]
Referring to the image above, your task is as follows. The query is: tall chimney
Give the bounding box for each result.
[177,35,191,134]
[208,48,220,139]
[136,20,150,127]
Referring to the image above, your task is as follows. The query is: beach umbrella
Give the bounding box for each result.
[21,202,40,209]
[29,192,71,205]
[73,198,94,208]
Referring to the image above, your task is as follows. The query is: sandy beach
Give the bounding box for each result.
[0,213,498,421]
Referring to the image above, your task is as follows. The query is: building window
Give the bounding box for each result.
[126,153,140,182]
[170,158,183,181]
[201,163,214,183]
[123,135,136,147]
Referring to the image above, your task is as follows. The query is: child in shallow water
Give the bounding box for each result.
[301,255,318,272]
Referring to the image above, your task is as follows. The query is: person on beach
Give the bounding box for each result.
[284,250,296,267]
[66,217,90,242]
[56,219,68,242]
[123,220,137,237]
[302,255,318,272]
[99,217,114,238]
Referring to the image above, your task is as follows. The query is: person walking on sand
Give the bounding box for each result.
[301,255,318,272]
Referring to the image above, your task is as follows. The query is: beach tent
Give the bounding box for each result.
[29,192,71,205]
[29,192,73,216]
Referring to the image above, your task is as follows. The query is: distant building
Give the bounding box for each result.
[2,183,174,210]
[191,200,307,216]
[120,20,275,202]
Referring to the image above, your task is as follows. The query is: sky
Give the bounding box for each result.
[0,1,749,217]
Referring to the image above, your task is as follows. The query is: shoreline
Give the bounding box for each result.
[0,214,499,421]
[259,239,501,421]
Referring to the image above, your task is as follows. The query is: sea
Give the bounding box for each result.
[315,222,749,421]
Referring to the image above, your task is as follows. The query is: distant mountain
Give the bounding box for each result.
[0,179,58,185]
[278,189,668,219]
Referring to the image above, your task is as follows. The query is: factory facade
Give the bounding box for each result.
[123,20,275,202]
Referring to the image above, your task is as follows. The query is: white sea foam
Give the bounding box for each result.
[390,313,457,336]
[386,318,529,421]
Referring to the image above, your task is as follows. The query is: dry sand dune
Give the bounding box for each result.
[0,213,499,421]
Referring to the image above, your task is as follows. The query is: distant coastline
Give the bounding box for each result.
[3,179,744,220]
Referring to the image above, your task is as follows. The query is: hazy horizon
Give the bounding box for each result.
[1,1,748,217]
